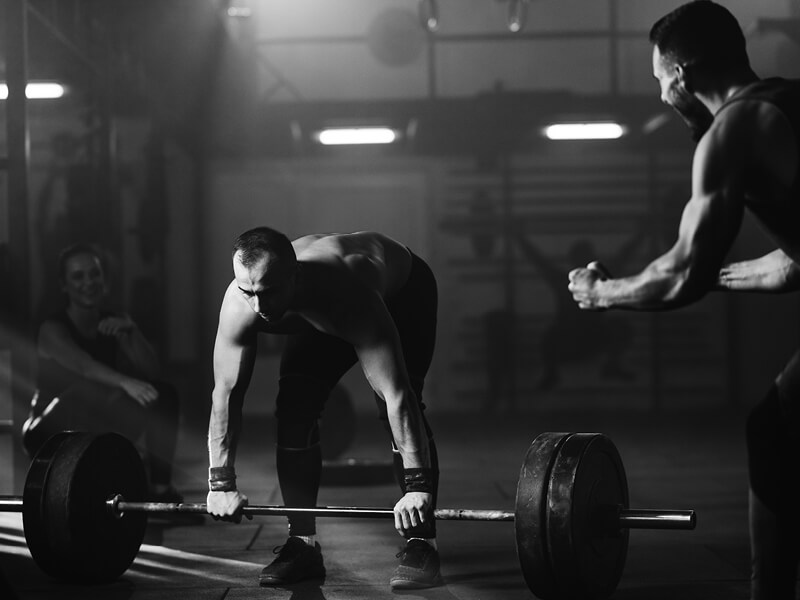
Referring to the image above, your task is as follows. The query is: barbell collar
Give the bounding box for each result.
[618,508,696,530]
[0,497,23,512]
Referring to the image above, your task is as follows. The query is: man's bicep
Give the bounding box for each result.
[673,190,743,282]
[685,126,744,242]
[358,341,406,395]
[350,304,410,400]
[212,306,257,393]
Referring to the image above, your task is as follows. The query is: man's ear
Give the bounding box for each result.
[676,63,694,94]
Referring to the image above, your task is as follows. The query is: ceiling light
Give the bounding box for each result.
[0,82,66,100]
[316,127,398,146]
[507,0,529,33]
[418,0,439,33]
[227,7,252,18]
[544,122,626,140]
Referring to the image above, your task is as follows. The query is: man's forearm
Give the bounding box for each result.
[596,265,702,311]
[385,393,430,469]
[207,389,243,468]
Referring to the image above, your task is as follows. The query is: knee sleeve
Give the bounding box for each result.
[277,443,322,536]
[277,420,320,449]
[276,375,331,448]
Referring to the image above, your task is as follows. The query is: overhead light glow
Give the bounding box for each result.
[507,0,528,33]
[317,127,397,146]
[418,0,439,33]
[227,6,252,18]
[0,82,66,100]
[544,122,625,140]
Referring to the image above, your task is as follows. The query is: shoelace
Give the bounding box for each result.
[272,542,310,558]
[395,543,425,560]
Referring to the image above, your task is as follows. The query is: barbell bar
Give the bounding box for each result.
[0,430,697,600]
[0,499,697,530]
[2,496,696,530]
[104,497,694,529]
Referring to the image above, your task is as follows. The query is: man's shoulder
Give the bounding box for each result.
[219,281,259,331]
[708,96,776,144]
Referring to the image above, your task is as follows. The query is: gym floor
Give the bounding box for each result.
[1,408,754,600]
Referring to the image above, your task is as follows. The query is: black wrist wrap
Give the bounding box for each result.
[403,468,434,494]
[209,466,237,492]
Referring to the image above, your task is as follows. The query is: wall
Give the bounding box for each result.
[199,133,798,417]
[5,0,800,438]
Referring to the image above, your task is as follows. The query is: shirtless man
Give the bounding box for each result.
[206,227,441,589]
[567,2,800,598]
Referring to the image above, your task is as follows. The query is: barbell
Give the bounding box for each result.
[0,430,696,599]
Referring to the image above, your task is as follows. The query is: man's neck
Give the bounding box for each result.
[703,69,760,114]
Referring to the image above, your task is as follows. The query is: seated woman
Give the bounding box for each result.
[22,243,183,502]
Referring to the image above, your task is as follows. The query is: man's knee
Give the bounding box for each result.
[277,419,320,449]
[275,376,328,448]
[746,386,787,512]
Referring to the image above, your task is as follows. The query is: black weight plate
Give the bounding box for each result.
[546,433,629,600]
[515,432,573,599]
[25,431,148,583]
[23,431,76,580]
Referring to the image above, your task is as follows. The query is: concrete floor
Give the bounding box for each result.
[0,408,757,599]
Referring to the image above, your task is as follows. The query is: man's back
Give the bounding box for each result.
[292,232,413,298]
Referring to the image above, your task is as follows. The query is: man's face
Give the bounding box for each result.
[652,46,713,142]
[233,252,295,323]
[61,252,106,309]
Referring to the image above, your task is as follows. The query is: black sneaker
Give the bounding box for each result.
[390,539,443,589]
[259,537,325,586]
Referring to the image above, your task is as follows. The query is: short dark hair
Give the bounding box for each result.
[232,226,296,269]
[57,243,104,281]
[649,0,749,72]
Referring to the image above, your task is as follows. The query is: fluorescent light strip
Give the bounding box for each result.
[544,122,625,140]
[317,127,397,146]
[0,82,66,100]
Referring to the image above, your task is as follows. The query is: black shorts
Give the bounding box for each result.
[275,251,438,423]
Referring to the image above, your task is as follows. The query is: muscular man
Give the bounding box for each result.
[24,243,183,502]
[206,227,441,589]
[567,2,800,598]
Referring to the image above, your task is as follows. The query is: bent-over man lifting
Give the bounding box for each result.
[206,227,441,589]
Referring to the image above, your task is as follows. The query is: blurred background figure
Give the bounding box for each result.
[517,234,643,392]
[21,243,184,503]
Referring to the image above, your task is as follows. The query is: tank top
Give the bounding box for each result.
[36,309,120,400]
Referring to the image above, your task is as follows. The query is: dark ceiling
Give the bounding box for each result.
[1,0,694,158]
